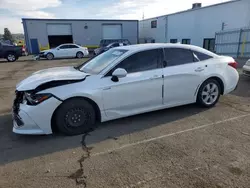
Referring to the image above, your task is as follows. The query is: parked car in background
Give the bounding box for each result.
[39,44,89,60]
[94,41,130,55]
[0,42,22,62]
[13,43,239,136]
[243,59,250,76]
[99,39,131,47]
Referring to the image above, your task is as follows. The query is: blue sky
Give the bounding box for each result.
[0,0,231,34]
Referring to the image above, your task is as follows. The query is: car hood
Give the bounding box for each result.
[41,49,52,53]
[16,66,89,91]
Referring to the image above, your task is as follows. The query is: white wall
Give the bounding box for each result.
[139,0,250,47]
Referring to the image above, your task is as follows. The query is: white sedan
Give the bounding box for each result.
[39,43,89,60]
[243,59,250,76]
[13,43,239,135]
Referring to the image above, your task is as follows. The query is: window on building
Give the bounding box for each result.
[170,39,178,43]
[106,49,162,76]
[203,38,215,52]
[193,51,213,61]
[151,20,157,28]
[182,39,191,44]
[164,48,194,66]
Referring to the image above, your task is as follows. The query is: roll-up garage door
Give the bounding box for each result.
[47,24,73,48]
[102,24,122,39]
[47,24,72,35]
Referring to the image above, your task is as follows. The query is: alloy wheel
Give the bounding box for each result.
[201,83,219,105]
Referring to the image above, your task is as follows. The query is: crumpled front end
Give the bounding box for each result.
[12,90,62,135]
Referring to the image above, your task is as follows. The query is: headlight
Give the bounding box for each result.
[25,92,52,105]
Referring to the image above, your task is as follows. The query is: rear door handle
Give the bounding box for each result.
[195,67,204,72]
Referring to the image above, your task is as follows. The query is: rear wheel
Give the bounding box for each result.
[6,53,17,62]
[55,98,96,135]
[46,53,54,60]
[197,79,221,107]
[76,51,84,58]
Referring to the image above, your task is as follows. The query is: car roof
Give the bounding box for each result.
[117,43,218,57]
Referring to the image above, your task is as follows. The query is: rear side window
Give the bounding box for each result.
[164,48,194,66]
[193,51,213,61]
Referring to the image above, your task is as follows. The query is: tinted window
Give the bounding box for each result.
[59,45,68,49]
[170,39,178,43]
[203,38,215,52]
[112,43,119,47]
[151,20,157,28]
[107,49,162,75]
[193,51,213,61]
[68,45,79,48]
[164,48,194,66]
[182,39,191,44]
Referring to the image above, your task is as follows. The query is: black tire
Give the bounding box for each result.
[76,51,84,58]
[6,52,17,62]
[55,98,96,135]
[46,53,54,60]
[197,79,221,107]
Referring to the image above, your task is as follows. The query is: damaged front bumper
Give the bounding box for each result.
[12,91,62,135]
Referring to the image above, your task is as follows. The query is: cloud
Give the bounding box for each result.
[0,0,61,33]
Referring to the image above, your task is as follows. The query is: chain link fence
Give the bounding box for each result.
[215,28,250,58]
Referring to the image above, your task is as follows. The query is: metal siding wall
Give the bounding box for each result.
[215,30,240,57]
[24,20,138,49]
[215,28,250,57]
[139,0,250,48]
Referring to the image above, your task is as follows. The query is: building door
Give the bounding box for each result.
[203,38,215,52]
[47,24,73,48]
[30,38,40,54]
[102,24,122,39]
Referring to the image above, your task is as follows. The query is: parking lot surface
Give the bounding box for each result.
[0,57,250,188]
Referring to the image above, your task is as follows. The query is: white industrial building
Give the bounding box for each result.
[139,0,250,52]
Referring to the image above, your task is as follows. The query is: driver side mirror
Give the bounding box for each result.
[57,48,60,50]
[111,68,127,82]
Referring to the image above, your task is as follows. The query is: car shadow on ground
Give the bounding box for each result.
[0,104,207,165]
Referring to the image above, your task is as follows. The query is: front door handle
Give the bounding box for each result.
[195,67,204,72]
[150,75,161,80]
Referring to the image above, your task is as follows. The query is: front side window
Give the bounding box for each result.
[59,45,68,49]
[68,45,79,48]
[79,49,127,74]
[107,49,162,76]
[164,48,194,66]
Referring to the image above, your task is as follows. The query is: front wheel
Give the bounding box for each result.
[197,79,221,107]
[55,98,96,135]
[76,51,84,58]
[46,53,54,60]
[6,53,17,62]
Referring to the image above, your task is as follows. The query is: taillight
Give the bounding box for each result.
[228,61,238,69]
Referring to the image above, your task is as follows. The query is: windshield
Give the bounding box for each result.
[79,49,128,74]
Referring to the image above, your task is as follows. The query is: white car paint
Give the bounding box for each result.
[243,59,250,77]
[41,43,89,59]
[13,43,239,135]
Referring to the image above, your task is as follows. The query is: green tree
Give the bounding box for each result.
[3,28,13,42]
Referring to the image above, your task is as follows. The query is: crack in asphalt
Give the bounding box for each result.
[68,130,94,187]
